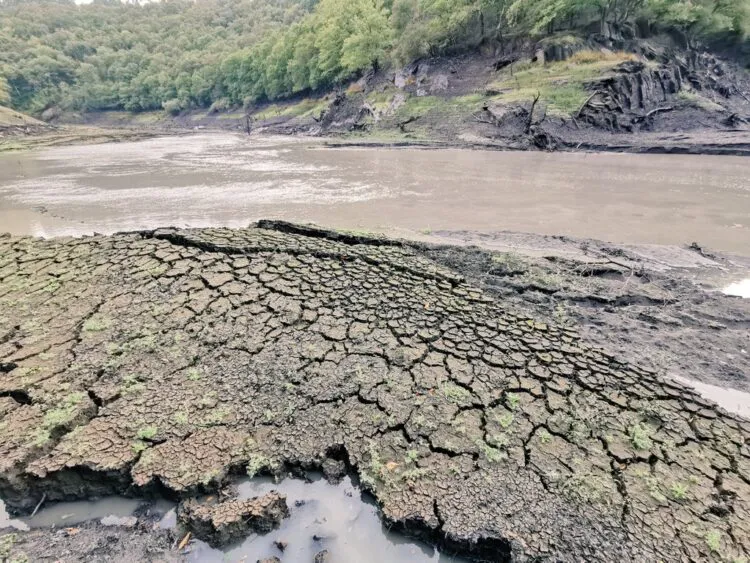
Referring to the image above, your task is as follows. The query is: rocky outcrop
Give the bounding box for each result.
[579,50,748,131]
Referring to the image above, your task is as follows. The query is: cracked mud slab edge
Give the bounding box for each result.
[0,222,749,562]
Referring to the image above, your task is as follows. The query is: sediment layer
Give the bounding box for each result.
[0,224,748,561]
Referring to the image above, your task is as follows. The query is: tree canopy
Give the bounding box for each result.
[0,0,747,115]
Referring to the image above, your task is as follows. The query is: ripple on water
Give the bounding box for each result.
[723,278,750,298]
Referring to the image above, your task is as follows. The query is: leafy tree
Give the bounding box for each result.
[646,0,749,46]
[0,0,745,115]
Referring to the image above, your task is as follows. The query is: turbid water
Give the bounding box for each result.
[0,133,748,254]
[1,475,464,562]
[188,475,463,562]
[724,278,750,298]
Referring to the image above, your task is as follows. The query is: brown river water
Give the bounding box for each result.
[0,133,748,254]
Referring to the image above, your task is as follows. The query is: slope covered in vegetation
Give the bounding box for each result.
[0,0,748,118]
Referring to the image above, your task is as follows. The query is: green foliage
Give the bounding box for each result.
[476,439,507,462]
[629,422,653,450]
[1,0,746,116]
[0,533,18,559]
[247,453,270,477]
[136,425,158,440]
[669,481,689,500]
[442,382,472,403]
[705,529,721,552]
[83,314,110,332]
[646,0,750,44]
[34,392,86,446]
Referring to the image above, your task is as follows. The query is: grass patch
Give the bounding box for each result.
[34,392,86,446]
[253,98,328,121]
[678,90,725,112]
[506,393,520,411]
[705,529,721,552]
[83,314,111,332]
[442,382,472,404]
[476,440,506,463]
[391,93,486,123]
[670,482,689,501]
[487,51,637,116]
[214,111,246,120]
[136,425,158,440]
[247,453,270,478]
[366,89,397,112]
[629,422,653,451]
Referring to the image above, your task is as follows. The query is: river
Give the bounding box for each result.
[0,133,748,254]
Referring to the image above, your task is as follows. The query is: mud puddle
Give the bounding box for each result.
[188,474,464,563]
[723,278,750,298]
[0,500,29,531]
[1,133,748,254]
[1,475,464,562]
[0,496,175,531]
[672,375,750,419]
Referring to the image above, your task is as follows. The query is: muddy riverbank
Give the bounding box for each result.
[0,222,748,562]
[58,34,750,158]
[0,123,187,154]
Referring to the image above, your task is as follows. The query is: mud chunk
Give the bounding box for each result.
[258,558,281,563]
[177,492,289,548]
[313,550,330,563]
[321,457,347,483]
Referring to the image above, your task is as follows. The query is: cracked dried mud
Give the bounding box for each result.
[0,222,749,562]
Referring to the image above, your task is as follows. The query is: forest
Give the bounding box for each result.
[0,0,748,116]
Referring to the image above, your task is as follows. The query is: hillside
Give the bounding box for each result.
[93,33,747,155]
[1,0,748,118]
[0,106,43,128]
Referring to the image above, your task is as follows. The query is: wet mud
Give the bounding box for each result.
[0,222,749,562]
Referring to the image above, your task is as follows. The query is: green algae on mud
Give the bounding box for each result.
[0,224,749,562]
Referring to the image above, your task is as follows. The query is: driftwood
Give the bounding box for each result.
[397,116,419,132]
[31,493,46,518]
[525,92,540,134]
[632,106,674,124]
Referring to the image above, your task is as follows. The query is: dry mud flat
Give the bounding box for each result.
[0,223,749,562]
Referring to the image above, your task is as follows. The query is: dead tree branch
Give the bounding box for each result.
[525,91,540,134]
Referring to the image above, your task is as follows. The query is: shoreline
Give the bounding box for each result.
[3,120,750,159]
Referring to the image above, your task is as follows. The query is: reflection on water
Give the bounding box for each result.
[188,475,463,563]
[0,499,29,531]
[672,375,750,419]
[723,279,750,298]
[0,133,748,253]
[0,475,463,562]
